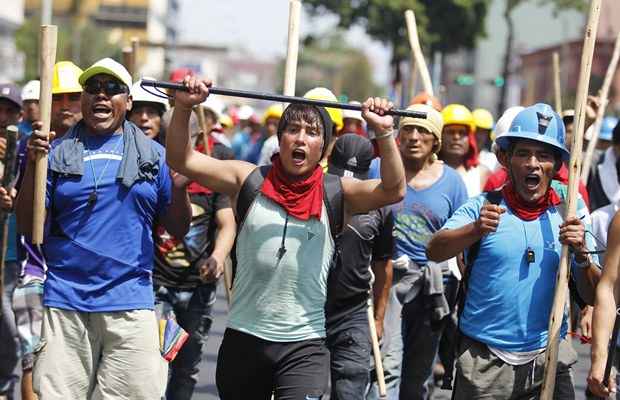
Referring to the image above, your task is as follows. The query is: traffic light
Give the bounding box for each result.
[493,77,505,87]
[455,74,475,86]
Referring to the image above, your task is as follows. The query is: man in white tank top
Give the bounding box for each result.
[166,76,407,399]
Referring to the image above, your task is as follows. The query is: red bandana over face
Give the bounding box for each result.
[501,182,561,221]
[260,154,324,220]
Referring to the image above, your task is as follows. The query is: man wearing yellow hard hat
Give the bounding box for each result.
[257,104,283,165]
[51,61,84,138]
[440,104,490,197]
[472,108,498,171]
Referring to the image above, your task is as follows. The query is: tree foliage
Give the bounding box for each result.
[15,15,122,82]
[303,0,491,77]
[276,32,382,100]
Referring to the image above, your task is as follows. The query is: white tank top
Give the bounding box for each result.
[461,166,482,198]
[227,194,334,342]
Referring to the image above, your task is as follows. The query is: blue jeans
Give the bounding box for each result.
[0,261,20,399]
[326,306,371,400]
[155,283,217,400]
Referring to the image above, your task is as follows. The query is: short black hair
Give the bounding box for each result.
[129,101,166,117]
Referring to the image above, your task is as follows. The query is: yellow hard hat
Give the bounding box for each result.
[219,114,233,128]
[262,104,283,125]
[442,104,475,132]
[303,87,344,132]
[472,108,494,130]
[52,61,83,95]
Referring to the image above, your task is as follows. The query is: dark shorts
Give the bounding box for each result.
[216,328,329,400]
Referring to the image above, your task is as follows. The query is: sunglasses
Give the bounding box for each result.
[83,79,128,96]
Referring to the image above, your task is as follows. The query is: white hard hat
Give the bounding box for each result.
[201,96,224,118]
[238,105,255,120]
[131,78,169,110]
[342,101,364,122]
[22,80,40,101]
[491,106,524,154]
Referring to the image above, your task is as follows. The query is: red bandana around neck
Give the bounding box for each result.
[501,182,561,221]
[260,154,325,220]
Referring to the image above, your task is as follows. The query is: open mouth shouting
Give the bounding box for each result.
[292,148,306,166]
[524,173,541,191]
[92,103,112,121]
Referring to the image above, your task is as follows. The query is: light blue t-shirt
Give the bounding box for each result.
[43,132,172,312]
[442,185,598,352]
[391,164,467,266]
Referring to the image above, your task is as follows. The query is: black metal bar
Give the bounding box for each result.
[141,80,427,119]
[603,309,620,387]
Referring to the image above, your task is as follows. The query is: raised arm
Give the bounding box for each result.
[342,98,405,215]
[427,203,505,262]
[166,77,255,198]
[588,211,620,397]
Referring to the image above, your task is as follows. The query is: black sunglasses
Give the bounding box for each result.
[83,79,128,96]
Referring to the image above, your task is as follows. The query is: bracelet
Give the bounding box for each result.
[374,130,395,140]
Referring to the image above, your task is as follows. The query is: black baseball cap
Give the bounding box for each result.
[0,83,22,109]
[328,133,374,180]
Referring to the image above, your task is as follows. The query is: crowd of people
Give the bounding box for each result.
[0,54,619,400]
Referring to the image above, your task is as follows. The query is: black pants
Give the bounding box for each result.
[326,306,371,400]
[216,328,329,400]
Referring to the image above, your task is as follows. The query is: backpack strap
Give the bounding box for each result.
[322,173,344,237]
[235,165,270,225]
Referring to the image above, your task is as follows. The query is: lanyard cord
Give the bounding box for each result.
[83,133,124,205]
[276,214,289,262]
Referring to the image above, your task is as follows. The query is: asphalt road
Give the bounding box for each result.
[192,282,599,400]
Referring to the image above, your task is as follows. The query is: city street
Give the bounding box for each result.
[193,283,597,400]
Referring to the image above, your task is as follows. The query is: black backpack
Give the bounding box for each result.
[229,165,344,284]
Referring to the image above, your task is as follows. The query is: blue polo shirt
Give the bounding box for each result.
[442,183,598,352]
[43,131,172,312]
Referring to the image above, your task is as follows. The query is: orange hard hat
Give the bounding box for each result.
[410,92,443,112]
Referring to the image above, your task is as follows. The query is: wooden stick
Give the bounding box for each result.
[404,10,433,96]
[32,25,57,244]
[122,46,133,78]
[581,31,620,185]
[0,125,19,317]
[283,0,301,96]
[194,106,212,157]
[131,37,139,81]
[552,52,562,114]
[368,300,387,399]
[540,1,602,398]
[409,55,419,102]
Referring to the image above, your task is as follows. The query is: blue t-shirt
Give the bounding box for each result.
[391,164,467,266]
[442,185,598,352]
[43,132,172,312]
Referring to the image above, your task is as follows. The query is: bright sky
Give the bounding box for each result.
[178,0,391,86]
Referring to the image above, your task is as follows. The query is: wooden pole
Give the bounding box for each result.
[194,106,211,156]
[540,1,602,398]
[581,31,620,185]
[0,125,19,316]
[131,37,139,81]
[552,52,562,114]
[122,46,133,78]
[283,0,301,96]
[368,300,387,399]
[32,25,57,244]
[409,56,419,102]
[405,10,433,96]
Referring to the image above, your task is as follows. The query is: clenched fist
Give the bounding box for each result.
[474,203,506,237]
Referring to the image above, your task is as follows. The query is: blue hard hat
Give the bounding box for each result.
[495,103,569,161]
[599,116,618,142]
